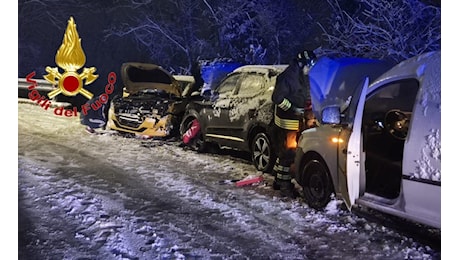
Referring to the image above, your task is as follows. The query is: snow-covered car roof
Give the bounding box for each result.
[121,62,182,97]
[368,51,440,91]
[233,65,288,75]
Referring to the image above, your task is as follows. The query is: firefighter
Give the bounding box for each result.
[271,50,317,198]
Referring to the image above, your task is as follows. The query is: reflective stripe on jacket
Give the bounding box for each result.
[274,107,299,131]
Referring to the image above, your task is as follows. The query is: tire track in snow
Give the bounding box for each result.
[18,102,440,259]
[19,127,306,259]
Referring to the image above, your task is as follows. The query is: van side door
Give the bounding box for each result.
[342,78,369,209]
[400,72,441,229]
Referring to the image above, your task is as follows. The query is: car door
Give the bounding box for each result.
[363,78,419,199]
[401,78,441,228]
[360,76,440,228]
[340,78,369,210]
[201,73,241,143]
[226,73,268,139]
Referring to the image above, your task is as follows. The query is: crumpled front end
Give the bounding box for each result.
[107,62,184,138]
[107,92,179,138]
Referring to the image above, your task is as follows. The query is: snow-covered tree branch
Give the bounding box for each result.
[317,0,440,63]
[19,0,440,77]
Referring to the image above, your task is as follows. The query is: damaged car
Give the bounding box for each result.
[107,63,195,138]
[180,65,288,172]
[294,52,440,229]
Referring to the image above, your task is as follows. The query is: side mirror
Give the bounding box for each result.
[321,106,341,124]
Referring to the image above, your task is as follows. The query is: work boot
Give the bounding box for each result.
[272,180,281,190]
[279,181,299,199]
[85,126,95,134]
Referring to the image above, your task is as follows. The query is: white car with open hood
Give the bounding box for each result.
[293,51,441,229]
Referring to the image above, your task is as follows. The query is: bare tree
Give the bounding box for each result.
[103,0,329,71]
[202,0,327,64]
[104,0,218,73]
[20,0,440,78]
[317,0,441,63]
[18,0,115,76]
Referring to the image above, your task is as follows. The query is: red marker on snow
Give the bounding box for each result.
[235,176,264,187]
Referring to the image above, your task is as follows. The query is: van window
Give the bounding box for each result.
[362,78,419,199]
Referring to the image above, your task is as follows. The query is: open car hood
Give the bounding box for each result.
[309,57,392,117]
[121,62,182,97]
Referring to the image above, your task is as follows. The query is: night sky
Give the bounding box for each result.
[18,0,332,107]
[18,0,441,75]
[18,0,441,103]
[19,1,148,83]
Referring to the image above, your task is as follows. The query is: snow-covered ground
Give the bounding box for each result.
[17,100,440,259]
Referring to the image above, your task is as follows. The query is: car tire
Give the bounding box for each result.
[301,158,333,210]
[251,132,275,173]
[180,117,207,153]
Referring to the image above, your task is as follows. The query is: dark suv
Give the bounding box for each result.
[180,65,287,172]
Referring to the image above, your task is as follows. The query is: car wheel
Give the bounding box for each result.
[190,134,207,153]
[251,132,275,172]
[180,117,207,153]
[301,158,333,210]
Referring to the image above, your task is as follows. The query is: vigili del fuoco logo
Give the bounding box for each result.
[25,16,116,117]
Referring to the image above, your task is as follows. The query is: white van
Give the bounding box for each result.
[294,51,440,229]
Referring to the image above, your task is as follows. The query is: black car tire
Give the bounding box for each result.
[301,158,333,210]
[251,132,275,173]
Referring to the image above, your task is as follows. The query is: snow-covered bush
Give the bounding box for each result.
[317,0,440,63]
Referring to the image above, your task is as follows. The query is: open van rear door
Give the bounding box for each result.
[341,77,369,210]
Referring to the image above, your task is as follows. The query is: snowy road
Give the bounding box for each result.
[18,101,440,259]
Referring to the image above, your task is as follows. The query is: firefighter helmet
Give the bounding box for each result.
[297,50,317,67]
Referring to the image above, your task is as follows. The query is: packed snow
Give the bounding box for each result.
[17,99,441,259]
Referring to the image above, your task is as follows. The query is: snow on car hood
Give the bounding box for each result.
[121,62,182,97]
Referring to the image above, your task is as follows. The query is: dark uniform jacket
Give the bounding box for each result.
[272,59,311,130]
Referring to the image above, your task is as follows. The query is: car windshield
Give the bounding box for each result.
[216,73,240,95]
[235,74,265,97]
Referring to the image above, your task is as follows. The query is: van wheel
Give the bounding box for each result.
[301,159,333,210]
[251,132,275,173]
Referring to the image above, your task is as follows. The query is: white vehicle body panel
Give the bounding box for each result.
[345,78,369,209]
[295,52,440,229]
[358,51,441,228]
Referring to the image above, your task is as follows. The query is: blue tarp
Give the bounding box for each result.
[201,61,243,90]
[308,56,393,117]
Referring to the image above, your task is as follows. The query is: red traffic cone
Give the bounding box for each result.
[183,119,200,144]
[235,175,264,187]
